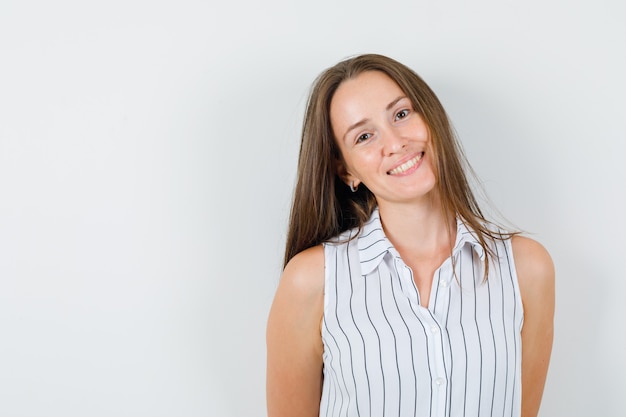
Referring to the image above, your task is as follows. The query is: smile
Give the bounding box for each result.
[387,153,424,175]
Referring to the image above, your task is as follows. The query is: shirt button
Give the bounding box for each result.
[430,326,439,334]
[440,280,449,288]
[435,377,445,386]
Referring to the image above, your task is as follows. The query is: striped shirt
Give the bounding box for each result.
[320,208,523,417]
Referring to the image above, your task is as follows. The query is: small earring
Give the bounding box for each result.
[349,181,358,193]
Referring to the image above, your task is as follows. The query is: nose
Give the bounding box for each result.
[381,127,407,156]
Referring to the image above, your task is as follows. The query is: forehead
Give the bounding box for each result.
[330,71,406,129]
[333,71,404,107]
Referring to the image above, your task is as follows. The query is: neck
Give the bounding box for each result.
[377,197,456,258]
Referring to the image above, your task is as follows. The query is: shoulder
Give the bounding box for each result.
[267,245,325,353]
[511,235,554,284]
[511,235,555,307]
[281,245,325,298]
[268,245,325,329]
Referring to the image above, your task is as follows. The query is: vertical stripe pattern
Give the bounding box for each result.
[320,209,523,417]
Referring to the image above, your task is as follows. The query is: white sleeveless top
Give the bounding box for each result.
[320,209,523,417]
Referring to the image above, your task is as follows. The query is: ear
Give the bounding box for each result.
[334,158,360,189]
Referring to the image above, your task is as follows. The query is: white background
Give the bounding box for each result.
[1,1,624,416]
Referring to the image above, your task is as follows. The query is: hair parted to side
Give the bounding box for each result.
[283,53,515,271]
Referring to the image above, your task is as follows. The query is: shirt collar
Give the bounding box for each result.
[453,218,486,262]
[356,208,486,276]
[357,208,395,276]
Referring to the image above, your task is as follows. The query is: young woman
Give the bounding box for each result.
[267,54,554,417]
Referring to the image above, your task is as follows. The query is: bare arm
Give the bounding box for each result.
[266,245,325,417]
[512,236,555,417]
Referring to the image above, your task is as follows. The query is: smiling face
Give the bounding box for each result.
[330,70,437,209]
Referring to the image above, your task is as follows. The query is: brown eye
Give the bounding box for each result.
[356,133,372,143]
[395,110,409,120]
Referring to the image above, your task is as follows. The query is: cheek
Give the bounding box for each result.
[424,154,438,181]
[414,122,429,140]
[349,151,381,178]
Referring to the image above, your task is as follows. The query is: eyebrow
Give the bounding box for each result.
[342,95,408,141]
[386,95,407,111]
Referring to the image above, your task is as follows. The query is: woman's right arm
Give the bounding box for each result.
[266,245,325,417]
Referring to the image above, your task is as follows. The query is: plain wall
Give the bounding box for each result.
[1,0,624,416]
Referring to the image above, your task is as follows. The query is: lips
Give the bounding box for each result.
[387,152,424,175]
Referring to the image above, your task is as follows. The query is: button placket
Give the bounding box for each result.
[394,257,420,306]
[428,264,452,417]
[422,313,447,417]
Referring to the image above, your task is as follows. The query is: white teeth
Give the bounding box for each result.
[388,153,423,175]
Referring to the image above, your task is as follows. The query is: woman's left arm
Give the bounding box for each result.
[512,235,555,417]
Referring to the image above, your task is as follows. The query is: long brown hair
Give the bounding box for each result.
[284,54,514,272]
